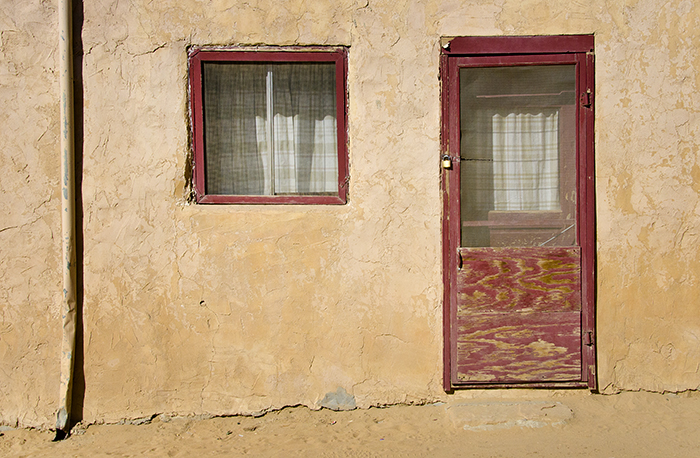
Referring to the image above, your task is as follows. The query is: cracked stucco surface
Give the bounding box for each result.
[0,1,62,427]
[1,0,700,428]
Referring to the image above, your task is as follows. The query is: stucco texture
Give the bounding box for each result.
[1,0,700,428]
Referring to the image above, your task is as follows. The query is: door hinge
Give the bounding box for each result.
[584,330,594,346]
[581,89,592,108]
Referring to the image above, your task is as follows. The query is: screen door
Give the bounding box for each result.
[441,37,596,389]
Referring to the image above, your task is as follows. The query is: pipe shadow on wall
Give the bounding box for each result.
[70,0,85,429]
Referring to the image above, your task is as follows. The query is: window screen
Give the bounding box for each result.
[203,62,338,196]
[459,65,577,247]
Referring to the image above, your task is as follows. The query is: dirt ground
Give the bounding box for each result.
[2,390,700,457]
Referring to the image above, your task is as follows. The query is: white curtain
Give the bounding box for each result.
[492,110,560,211]
[203,62,337,195]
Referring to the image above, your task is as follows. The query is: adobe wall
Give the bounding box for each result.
[1,0,699,428]
[1,2,63,427]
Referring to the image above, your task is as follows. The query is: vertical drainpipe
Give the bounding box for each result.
[56,0,76,440]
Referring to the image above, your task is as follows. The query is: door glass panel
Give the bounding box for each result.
[459,65,577,247]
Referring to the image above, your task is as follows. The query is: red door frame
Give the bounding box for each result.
[441,36,596,391]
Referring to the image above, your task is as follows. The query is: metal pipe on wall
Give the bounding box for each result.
[56,0,77,441]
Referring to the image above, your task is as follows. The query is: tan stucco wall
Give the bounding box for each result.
[2,0,700,428]
[0,2,62,427]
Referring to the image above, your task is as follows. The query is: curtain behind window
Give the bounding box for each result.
[492,110,559,211]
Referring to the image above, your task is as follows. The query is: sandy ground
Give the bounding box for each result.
[2,390,700,457]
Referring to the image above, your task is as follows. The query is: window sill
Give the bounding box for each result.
[196,194,347,205]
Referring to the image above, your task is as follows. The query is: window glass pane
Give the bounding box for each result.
[203,63,267,195]
[272,63,338,195]
[202,62,337,196]
[459,65,576,247]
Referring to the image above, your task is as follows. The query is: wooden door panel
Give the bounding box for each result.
[456,247,581,312]
[455,311,581,382]
[453,247,582,383]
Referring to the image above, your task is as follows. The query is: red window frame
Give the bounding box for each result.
[188,47,349,204]
[440,35,596,390]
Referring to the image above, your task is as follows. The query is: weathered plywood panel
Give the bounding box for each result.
[456,247,581,313]
[456,311,581,382]
[455,247,582,383]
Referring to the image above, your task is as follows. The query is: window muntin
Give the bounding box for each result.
[189,49,348,204]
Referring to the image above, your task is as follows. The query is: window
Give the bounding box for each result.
[189,48,348,204]
[441,36,596,390]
